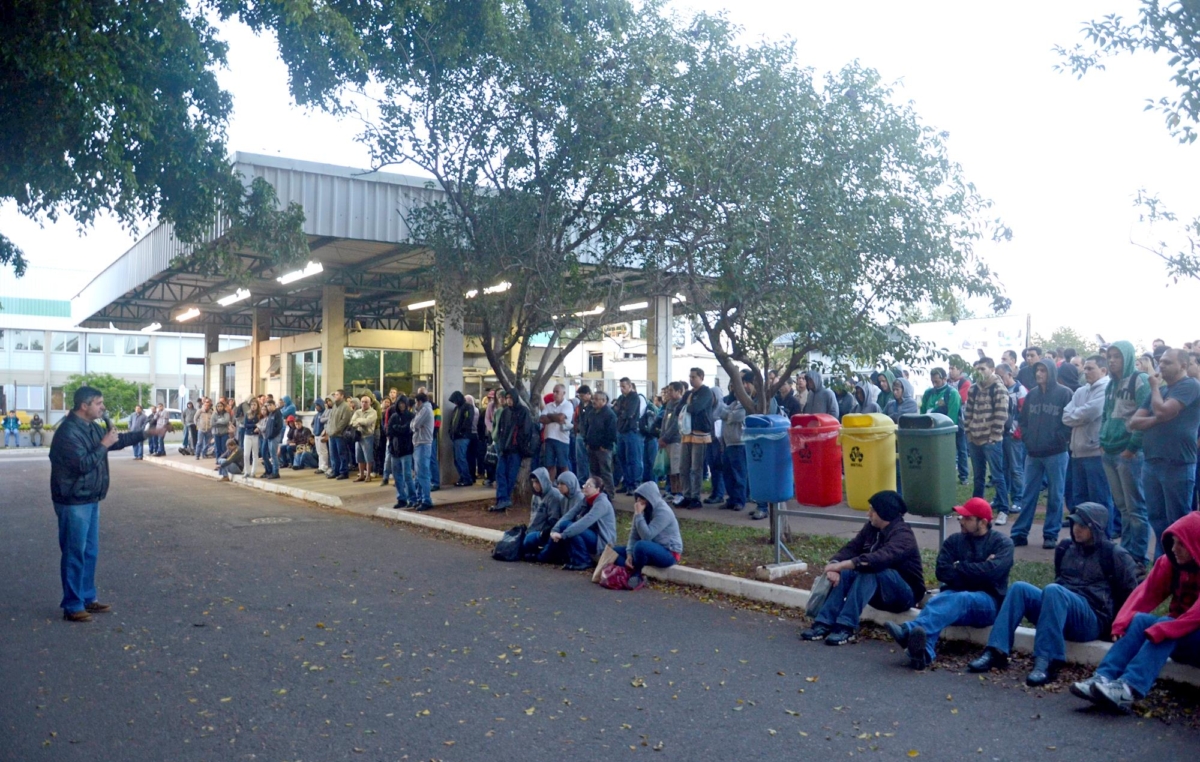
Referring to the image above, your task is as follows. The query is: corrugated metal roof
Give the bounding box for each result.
[0,297,71,317]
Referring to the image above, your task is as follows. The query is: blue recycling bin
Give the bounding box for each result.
[744,414,794,504]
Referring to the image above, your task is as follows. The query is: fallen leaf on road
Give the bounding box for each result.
[805,676,819,683]
[524,707,536,716]
[907,751,919,758]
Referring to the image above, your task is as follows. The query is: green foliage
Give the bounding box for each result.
[62,373,153,421]
[1030,327,1100,358]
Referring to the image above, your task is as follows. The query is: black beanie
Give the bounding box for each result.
[868,490,907,522]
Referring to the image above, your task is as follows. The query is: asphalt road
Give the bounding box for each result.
[2,454,1195,762]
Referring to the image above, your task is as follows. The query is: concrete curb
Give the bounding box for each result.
[142,456,344,508]
[368,504,1200,688]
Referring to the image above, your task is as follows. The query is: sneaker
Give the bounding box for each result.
[562,562,591,572]
[1011,535,1028,547]
[416,502,435,512]
[487,504,510,513]
[703,495,723,504]
[906,626,930,670]
[1091,678,1139,714]
[884,620,909,649]
[392,501,407,510]
[672,494,686,506]
[728,504,744,512]
[1069,674,1110,702]
[749,509,768,520]
[824,627,857,646]
[799,622,833,641]
[1042,538,1058,550]
[993,512,1008,526]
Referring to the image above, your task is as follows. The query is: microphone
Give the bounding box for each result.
[101,413,113,433]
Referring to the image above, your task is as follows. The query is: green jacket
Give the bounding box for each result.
[327,400,352,436]
[920,384,961,422]
[1099,341,1149,455]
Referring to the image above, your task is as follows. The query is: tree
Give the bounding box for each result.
[367,1,676,406]
[1030,327,1100,358]
[647,17,1009,417]
[63,373,153,421]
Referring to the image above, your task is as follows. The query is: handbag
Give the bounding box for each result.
[492,525,527,562]
[592,545,620,582]
[806,574,833,618]
[485,441,498,466]
[598,563,630,590]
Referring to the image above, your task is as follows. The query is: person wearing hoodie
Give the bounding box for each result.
[1010,359,1074,549]
[969,503,1139,686]
[261,401,286,479]
[883,378,918,423]
[385,396,416,508]
[521,467,567,560]
[963,357,1010,518]
[800,491,927,646]
[834,377,859,420]
[1129,348,1200,561]
[447,390,477,487]
[1100,341,1151,569]
[776,377,804,419]
[181,401,196,453]
[871,369,895,411]
[1017,346,1043,392]
[717,373,751,515]
[613,482,684,585]
[1071,512,1200,712]
[1063,355,1115,522]
[885,497,1014,670]
[279,395,296,420]
[410,392,435,510]
[537,472,586,564]
[802,370,839,416]
[547,476,618,571]
[853,381,881,415]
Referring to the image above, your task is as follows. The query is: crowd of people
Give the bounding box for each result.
[2,410,44,447]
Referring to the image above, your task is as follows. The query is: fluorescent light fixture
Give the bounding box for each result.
[140,322,162,333]
[573,304,604,317]
[407,299,436,311]
[276,261,323,285]
[175,308,201,322]
[619,301,649,312]
[217,288,251,307]
[483,281,511,295]
[464,289,479,299]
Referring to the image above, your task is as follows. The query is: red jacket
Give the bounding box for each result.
[1112,512,1200,643]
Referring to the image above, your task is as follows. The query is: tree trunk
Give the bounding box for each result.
[512,456,533,509]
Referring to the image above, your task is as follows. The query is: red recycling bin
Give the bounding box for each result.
[789,413,843,507]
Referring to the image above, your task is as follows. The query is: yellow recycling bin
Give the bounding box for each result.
[839,413,898,511]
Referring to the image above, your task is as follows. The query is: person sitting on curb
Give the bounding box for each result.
[536,472,588,567]
[1070,512,1200,713]
[968,502,1139,686]
[612,482,684,588]
[544,476,617,571]
[522,467,567,561]
[216,438,243,481]
[885,497,1014,669]
[800,491,926,646]
[290,419,318,470]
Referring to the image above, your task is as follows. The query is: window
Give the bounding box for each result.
[13,330,43,351]
[51,332,80,353]
[383,350,417,395]
[87,334,116,354]
[50,386,66,411]
[155,388,181,409]
[289,350,323,410]
[124,335,149,355]
[342,348,422,400]
[222,363,237,401]
[588,352,604,373]
[343,348,381,399]
[15,384,45,411]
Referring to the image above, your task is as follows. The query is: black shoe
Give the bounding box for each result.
[1011,535,1028,547]
[906,626,930,670]
[703,495,723,504]
[416,502,435,512]
[824,627,857,646]
[1042,539,1058,550]
[392,501,407,509]
[728,504,744,512]
[748,509,768,520]
[884,620,909,649]
[688,498,704,509]
[562,563,591,572]
[381,478,390,487]
[336,474,349,480]
[799,623,833,641]
[487,504,509,513]
[266,473,280,480]
[1026,657,1061,687]
[968,647,1008,673]
[430,486,441,492]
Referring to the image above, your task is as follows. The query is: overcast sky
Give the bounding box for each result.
[3,0,1198,348]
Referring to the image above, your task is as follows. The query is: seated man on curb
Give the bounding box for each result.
[800,491,927,646]
[969,502,1139,686]
[544,476,617,571]
[536,471,587,564]
[522,468,566,561]
[612,482,684,588]
[290,418,318,470]
[1070,512,1200,713]
[885,497,1014,669]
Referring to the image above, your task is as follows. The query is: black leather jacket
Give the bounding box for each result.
[50,412,145,506]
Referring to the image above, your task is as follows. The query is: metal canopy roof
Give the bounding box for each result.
[71,153,446,336]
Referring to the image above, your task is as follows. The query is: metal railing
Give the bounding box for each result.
[768,502,949,565]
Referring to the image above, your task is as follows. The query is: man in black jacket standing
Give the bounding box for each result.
[584,391,618,499]
[1009,359,1074,549]
[50,386,167,622]
[885,497,1014,669]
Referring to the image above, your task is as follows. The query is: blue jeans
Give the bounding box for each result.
[1143,459,1196,559]
[705,439,726,499]
[574,435,590,481]
[522,529,550,560]
[642,436,658,484]
[1003,436,1025,506]
[430,433,441,488]
[619,431,643,491]
[537,533,570,565]
[565,528,599,567]
[1103,451,1150,567]
[723,444,747,506]
[330,436,348,477]
[955,426,969,482]
[613,541,678,573]
[900,591,998,662]
[815,568,916,631]
[54,501,100,613]
[543,438,570,472]
[969,440,1009,512]
[214,433,228,460]
[355,435,375,468]
[414,443,433,505]
[4,430,17,447]
[292,451,317,469]
[453,438,474,484]
[132,440,143,459]
[195,430,211,459]
[1070,455,1115,531]
[267,434,284,475]
[1010,451,1069,543]
[393,454,415,503]
[986,582,1100,661]
[1097,613,1200,696]
[495,452,521,507]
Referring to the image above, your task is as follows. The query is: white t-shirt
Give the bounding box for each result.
[542,398,575,443]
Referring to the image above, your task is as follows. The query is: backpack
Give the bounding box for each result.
[638,396,659,437]
[492,525,526,562]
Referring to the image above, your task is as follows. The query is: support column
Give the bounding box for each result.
[437,314,464,487]
[646,295,673,396]
[204,325,221,397]
[251,306,274,397]
[320,286,345,397]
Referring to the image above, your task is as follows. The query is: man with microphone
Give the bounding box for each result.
[49,386,168,622]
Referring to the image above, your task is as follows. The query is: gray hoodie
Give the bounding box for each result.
[556,471,585,516]
[629,483,684,555]
[555,489,617,555]
[884,378,919,422]
[1063,375,1109,459]
[411,402,434,446]
[716,395,748,447]
[529,467,566,533]
[853,382,881,415]
[802,371,839,416]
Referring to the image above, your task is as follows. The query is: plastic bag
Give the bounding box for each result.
[806,574,833,617]
[652,447,669,479]
[492,524,527,562]
[599,563,630,590]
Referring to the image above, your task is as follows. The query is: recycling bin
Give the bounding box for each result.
[897,413,959,516]
[839,413,897,511]
[744,414,794,504]
[789,413,842,507]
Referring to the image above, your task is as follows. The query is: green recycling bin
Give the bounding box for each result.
[896,412,959,517]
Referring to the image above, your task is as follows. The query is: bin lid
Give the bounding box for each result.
[840,412,896,431]
[898,412,957,430]
[745,414,790,430]
[791,413,840,433]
